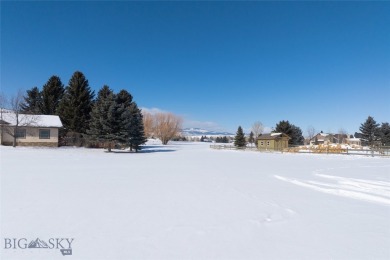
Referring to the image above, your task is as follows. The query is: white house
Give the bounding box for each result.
[0,110,63,147]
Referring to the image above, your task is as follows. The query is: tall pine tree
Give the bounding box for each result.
[101,93,122,152]
[116,89,133,108]
[41,75,65,115]
[123,103,147,152]
[88,87,146,152]
[87,85,115,148]
[291,125,304,145]
[274,120,304,145]
[234,126,246,148]
[21,87,42,114]
[115,89,136,146]
[59,71,94,134]
[379,122,390,146]
[359,116,380,146]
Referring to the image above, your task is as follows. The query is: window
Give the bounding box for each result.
[267,141,270,146]
[16,129,26,139]
[39,129,50,139]
[260,141,264,146]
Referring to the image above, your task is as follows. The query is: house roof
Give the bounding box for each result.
[0,111,63,128]
[257,133,290,140]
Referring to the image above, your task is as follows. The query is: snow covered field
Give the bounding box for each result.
[1,142,389,259]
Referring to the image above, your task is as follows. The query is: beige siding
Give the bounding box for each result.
[1,127,59,146]
[2,128,13,143]
[257,137,289,150]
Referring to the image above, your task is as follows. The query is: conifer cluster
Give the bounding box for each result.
[21,71,147,151]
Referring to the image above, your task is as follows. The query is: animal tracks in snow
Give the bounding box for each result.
[275,173,390,206]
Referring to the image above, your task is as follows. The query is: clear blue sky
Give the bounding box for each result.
[1,1,389,135]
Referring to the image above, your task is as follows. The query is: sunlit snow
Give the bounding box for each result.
[1,141,389,259]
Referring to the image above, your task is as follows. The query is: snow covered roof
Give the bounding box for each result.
[0,111,63,128]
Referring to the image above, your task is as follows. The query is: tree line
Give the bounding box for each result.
[234,120,305,148]
[13,71,148,151]
[233,116,390,148]
[16,71,184,149]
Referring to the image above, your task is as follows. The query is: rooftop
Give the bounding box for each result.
[0,110,63,128]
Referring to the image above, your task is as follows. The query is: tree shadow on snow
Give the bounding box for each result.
[139,149,176,153]
[141,145,169,150]
[109,148,176,154]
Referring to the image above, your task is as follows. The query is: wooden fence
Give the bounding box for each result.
[209,144,390,157]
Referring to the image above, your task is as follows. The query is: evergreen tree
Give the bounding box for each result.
[124,103,147,152]
[222,136,229,143]
[248,131,255,146]
[116,89,133,108]
[234,126,246,148]
[291,125,304,145]
[359,116,380,146]
[21,86,42,113]
[379,122,390,146]
[274,120,293,137]
[59,71,95,134]
[87,85,115,149]
[88,86,144,152]
[274,120,304,145]
[115,89,134,145]
[101,93,122,152]
[41,75,65,115]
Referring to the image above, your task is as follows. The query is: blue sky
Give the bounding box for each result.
[1,1,389,134]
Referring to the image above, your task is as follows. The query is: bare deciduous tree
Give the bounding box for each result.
[307,125,316,142]
[251,121,264,139]
[0,92,7,144]
[0,92,6,109]
[142,111,155,138]
[1,90,39,147]
[153,112,182,145]
[338,128,347,144]
[0,92,7,120]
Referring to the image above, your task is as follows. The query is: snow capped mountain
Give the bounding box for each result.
[28,238,49,248]
[181,128,233,137]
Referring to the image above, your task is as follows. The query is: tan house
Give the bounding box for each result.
[309,132,333,145]
[308,132,351,145]
[257,133,290,150]
[0,111,62,147]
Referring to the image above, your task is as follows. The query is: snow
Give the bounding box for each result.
[1,111,62,127]
[1,142,389,259]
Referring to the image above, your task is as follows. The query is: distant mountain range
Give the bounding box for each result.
[182,128,234,137]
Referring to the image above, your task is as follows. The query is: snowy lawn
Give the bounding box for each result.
[1,142,389,259]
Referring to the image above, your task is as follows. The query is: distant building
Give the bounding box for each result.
[0,111,63,147]
[345,136,361,146]
[306,131,348,145]
[257,133,290,150]
[309,132,333,145]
